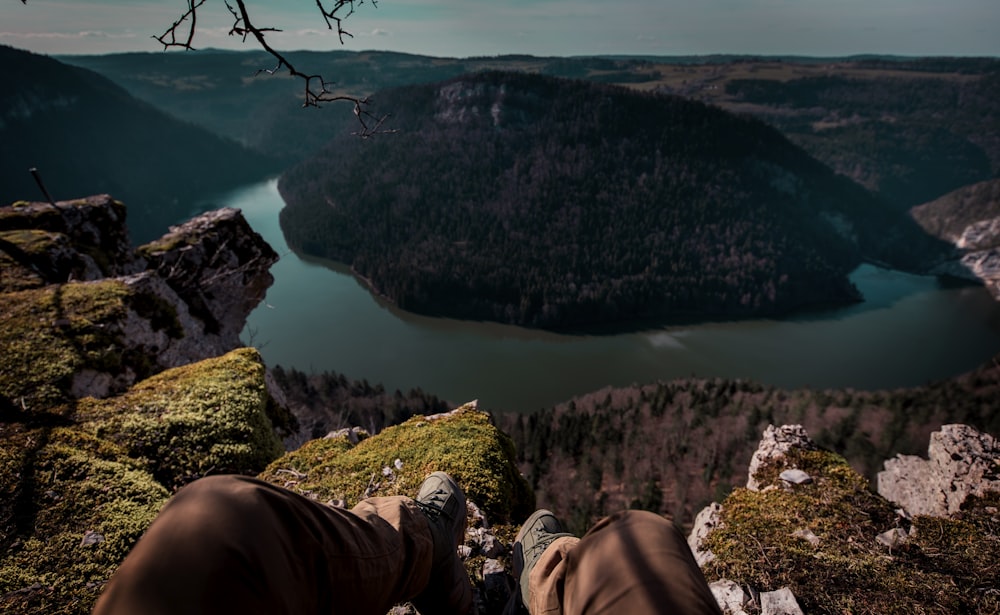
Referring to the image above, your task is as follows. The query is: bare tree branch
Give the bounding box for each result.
[152,0,208,50]
[98,0,395,137]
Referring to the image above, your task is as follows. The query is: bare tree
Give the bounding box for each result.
[21,0,394,137]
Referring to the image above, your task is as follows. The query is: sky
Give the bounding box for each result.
[2,0,999,58]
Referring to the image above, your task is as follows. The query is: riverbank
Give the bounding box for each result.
[225,179,1000,412]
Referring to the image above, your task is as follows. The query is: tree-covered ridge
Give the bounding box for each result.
[723,69,1000,210]
[278,71,944,329]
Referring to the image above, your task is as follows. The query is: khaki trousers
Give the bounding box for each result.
[92,475,436,615]
[527,510,723,615]
[94,477,721,615]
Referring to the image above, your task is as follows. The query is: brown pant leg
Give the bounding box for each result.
[528,510,722,615]
[92,475,435,615]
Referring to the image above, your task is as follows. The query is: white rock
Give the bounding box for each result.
[760,587,804,615]
[779,469,813,485]
[876,528,908,550]
[747,425,817,491]
[878,424,1000,518]
[709,579,751,615]
[688,502,723,567]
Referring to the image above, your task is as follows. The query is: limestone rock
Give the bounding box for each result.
[876,528,909,550]
[957,216,1000,251]
[1,198,278,405]
[779,469,813,485]
[324,426,369,445]
[688,502,723,567]
[747,425,817,491]
[760,587,804,615]
[0,195,137,279]
[710,580,751,615]
[878,424,1000,518]
[138,207,278,350]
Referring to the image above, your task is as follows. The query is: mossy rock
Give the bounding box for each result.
[0,425,168,615]
[260,404,534,524]
[0,249,45,292]
[703,447,998,614]
[77,348,285,490]
[0,280,130,409]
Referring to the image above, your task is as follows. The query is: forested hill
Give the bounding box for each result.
[278,71,946,329]
[0,45,277,243]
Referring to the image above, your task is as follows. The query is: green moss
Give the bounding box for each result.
[78,348,285,490]
[703,447,992,614]
[0,229,65,256]
[0,252,44,292]
[0,281,130,408]
[137,235,191,258]
[259,404,533,524]
[0,427,168,615]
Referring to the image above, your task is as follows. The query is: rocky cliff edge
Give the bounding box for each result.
[2,196,998,615]
[689,423,1000,615]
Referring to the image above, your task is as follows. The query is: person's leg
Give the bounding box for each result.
[93,474,470,615]
[523,510,722,615]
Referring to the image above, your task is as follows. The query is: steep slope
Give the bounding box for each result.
[910,178,1000,246]
[910,179,1000,299]
[0,45,278,244]
[278,71,946,329]
[718,60,1000,210]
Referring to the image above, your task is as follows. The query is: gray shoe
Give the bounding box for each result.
[512,509,574,608]
[412,472,474,614]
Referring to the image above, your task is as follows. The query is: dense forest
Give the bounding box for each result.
[495,354,1000,534]
[278,71,947,329]
[0,45,278,243]
[723,66,1000,210]
[265,351,999,536]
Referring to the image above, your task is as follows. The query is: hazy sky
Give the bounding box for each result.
[3,0,998,58]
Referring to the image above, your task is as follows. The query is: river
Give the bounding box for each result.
[215,179,1000,412]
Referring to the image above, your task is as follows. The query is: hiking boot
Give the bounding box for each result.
[512,509,574,608]
[412,472,474,615]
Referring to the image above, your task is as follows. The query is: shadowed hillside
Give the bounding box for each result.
[278,71,948,329]
[0,45,278,243]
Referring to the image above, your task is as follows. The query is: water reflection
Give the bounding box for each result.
[225,179,1000,412]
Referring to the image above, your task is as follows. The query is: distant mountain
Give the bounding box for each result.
[277,71,947,329]
[718,64,1000,210]
[66,50,999,215]
[60,49,474,164]
[0,45,278,243]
